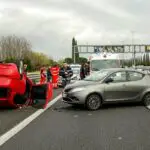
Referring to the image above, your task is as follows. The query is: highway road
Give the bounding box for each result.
[1,96,150,150]
[0,88,62,136]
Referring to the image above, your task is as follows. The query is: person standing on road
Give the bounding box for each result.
[40,67,46,84]
[59,63,73,79]
[47,66,52,82]
[84,62,90,76]
[59,63,73,86]
[50,64,60,88]
[80,63,86,80]
[87,61,90,75]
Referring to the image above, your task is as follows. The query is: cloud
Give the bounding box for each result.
[0,0,150,59]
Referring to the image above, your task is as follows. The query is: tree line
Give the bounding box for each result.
[0,35,57,71]
[6,35,150,71]
[0,35,88,72]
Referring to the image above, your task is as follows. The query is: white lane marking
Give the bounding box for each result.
[0,94,62,147]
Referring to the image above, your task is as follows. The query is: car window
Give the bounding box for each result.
[84,70,110,81]
[128,71,144,81]
[109,71,126,83]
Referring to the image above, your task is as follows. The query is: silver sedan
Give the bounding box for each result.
[62,68,150,110]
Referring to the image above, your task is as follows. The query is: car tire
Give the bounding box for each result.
[85,94,102,111]
[143,93,150,106]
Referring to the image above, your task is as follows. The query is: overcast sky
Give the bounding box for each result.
[0,0,150,60]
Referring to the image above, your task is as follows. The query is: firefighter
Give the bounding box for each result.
[50,64,60,88]
[40,67,46,84]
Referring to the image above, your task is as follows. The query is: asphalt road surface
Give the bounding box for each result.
[0,88,62,136]
[1,99,150,150]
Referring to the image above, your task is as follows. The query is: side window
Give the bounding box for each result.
[109,71,126,83]
[128,71,144,81]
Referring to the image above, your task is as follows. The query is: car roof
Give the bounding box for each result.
[99,68,146,74]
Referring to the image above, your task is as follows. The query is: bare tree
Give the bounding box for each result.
[0,35,32,60]
[0,35,55,71]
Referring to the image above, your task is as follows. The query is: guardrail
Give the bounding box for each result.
[27,73,42,80]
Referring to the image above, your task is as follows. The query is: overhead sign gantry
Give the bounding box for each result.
[73,44,150,64]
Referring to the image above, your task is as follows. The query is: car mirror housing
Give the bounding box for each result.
[105,78,113,83]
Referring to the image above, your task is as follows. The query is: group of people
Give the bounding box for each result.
[40,63,73,88]
[24,61,90,88]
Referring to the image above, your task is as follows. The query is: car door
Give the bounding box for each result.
[104,71,128,101]
[31,82,53,109]
[125,71,146,100]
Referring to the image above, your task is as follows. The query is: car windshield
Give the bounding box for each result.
[84,70,110,81]
[91,59,119,71]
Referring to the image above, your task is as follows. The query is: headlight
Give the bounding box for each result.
[71,87,85,93]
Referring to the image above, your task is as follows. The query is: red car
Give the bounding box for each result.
[0,61,53,108]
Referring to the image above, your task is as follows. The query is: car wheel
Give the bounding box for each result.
[143,93,150,106]
[86,94,102,111]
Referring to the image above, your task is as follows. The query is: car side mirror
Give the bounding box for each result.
[105,78,113,83]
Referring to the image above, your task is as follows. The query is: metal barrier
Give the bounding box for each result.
[27,73,43,80]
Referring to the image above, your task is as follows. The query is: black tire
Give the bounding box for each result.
[85,94,102,111]
[143,93,150,106]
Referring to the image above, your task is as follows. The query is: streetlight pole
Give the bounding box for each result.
[131,31,136,66]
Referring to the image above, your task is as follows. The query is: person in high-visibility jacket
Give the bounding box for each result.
[40,67,46,84]
[50,64,60,88]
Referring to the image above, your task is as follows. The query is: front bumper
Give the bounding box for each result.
[62,91,87,104]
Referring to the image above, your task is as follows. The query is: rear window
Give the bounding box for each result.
[127,71,144,81]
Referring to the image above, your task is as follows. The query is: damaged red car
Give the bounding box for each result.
[0,61,53,108]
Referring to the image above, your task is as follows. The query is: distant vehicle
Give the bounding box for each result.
[70,64,81,80]
[62,68,150,110]
[70,64,81,69]
[89,53,121,73]
[0,61,53,108]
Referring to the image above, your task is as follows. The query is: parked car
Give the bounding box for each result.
[0,61,53,108]
[62,68,150,110]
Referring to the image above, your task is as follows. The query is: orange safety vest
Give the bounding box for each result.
[50,67,60,88]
